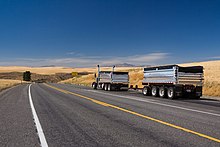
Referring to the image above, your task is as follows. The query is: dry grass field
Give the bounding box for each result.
[0,66,135,75]
[0,66,74,75]
[0,66,75,91]
[60,60,220,97]
[0,79,22,91]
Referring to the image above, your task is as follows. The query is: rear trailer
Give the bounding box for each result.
[92,66,129,91]
[141,65,204,99]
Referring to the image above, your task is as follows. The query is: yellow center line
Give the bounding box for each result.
[44,83,220,143]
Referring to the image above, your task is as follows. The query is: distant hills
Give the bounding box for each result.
[103,63,150,67]
[40,65,56,67]
[114,63,136,67]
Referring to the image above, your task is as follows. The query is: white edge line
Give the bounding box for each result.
[87,90,220,117]
[28,84,49,147]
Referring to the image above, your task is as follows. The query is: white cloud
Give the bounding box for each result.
[209,56,220,59]
[0,52,170,67]
[66,52,76,55]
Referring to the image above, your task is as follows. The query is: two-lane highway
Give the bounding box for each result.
[0,83,220,147]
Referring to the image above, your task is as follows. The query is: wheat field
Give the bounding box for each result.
[60,60,220,97]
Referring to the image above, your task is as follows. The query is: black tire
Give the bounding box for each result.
[104,84,108,91]
[159,87,166,98]
[101,83,105,90]
[107,84,112,91]
[151,86,158,97]
[92,82,97,89]
[167,87,176,99]
[142,86,149,96]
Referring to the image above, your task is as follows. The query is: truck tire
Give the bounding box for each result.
[104,84,108,91]
[167,87,175,99]
[102,83,105,90]
[151,86,158,97]
[108,84,112,91]
[142,86,150,96]
[92,82,97,89]
[159,87,166,98]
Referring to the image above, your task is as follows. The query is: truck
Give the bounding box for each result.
[92,65,129,91]
[140,65,204,99]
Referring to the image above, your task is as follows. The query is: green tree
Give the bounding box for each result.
[23,71,31,81]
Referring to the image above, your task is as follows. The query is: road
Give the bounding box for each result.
[0,83,220,147]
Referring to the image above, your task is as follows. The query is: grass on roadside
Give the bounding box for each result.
[0,79,22,91]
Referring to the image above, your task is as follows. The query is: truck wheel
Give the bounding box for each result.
[142,86,149,96]
[101,83,105,90]
[92,82,97,89]
[108,84,112,91]
[104,84,108,91]
[167,87,175,99]
[151,86,158,97]
[159,87,166,98]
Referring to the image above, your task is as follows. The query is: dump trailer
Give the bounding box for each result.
[92,65,129,91]
[141,65,204,99]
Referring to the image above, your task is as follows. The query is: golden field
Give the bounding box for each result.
[0,66,134,75]
[60,60,220,97]
[0,79,22,91]
[0,66,75,91]
[0,66,74,75]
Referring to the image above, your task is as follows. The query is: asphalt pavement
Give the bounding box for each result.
[0,83,220,147]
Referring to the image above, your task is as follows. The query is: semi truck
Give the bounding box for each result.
[141,65,204,99]
[92,65,129,91]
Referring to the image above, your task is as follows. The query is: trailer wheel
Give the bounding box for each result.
[108,84,112,91]
[167,87,175,99]
[151,86,158,97]
[104,84,108,91]
[92,82,97,89]
[159,87,166,98]
[142,86,149,96]
[101,83,105,90]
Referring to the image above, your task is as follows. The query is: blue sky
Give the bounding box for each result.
[0,0,220,67]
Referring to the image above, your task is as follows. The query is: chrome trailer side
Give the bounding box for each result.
[92,68,129,91]
[141,65,204,99]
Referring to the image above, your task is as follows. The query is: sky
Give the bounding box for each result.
[0,0,220,67]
